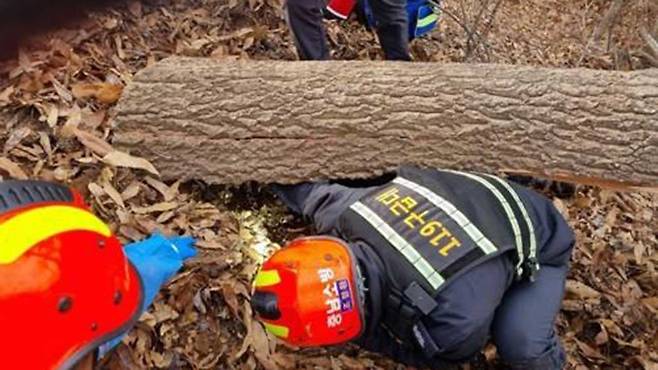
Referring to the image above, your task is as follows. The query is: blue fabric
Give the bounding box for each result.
[410,1,437,38]
[362,0,376,30]
[423,256,514,362]
[492,264,569,369]
[362,0,438,40]
[98,234,197,357]
[124,234,197,310]
[272,182,370,235]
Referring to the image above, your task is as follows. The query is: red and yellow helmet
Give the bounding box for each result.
[251,237,364,347]
[0,180,143,370]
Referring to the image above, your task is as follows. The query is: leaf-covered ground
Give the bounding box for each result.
[0,0,656,369]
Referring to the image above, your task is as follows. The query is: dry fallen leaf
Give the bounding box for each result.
[633,242,646,264]
[102,182,126,208]
[71,82,124,104]
[149,351,173,368]
[605,207,619,229]
[132,201,179,214]
[88,182,105,198]
[73,128,113,157]
[3,1,657,370]
[221,283,240,318]
[50,78,73,103]
[102,150,159,175]
[119,225,145,241]
[145,176,177,201]
[574,338,605,360]
[250,321,278,370]
[641,297,658,311]
[0,86,14,103]
[0,156,28,179]
[151,302,180,324]
[634,357,658,370]
[196,239,227,250]
[3,126,32,153]
[38,132,52,161]
[46,105,58,127]
[565,280,601,299]
[121,181,142,201]
[80,109,106,130]
[594,325,609,346]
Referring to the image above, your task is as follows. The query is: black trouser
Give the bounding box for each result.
[284,0,410,60]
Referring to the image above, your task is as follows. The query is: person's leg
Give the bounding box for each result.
[491,264,568,370]
[283,0,331,60]
[368,0,410,60]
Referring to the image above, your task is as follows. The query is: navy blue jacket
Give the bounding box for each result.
[274,170,574,368]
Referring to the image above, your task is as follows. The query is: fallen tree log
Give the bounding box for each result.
[113,57,658,186]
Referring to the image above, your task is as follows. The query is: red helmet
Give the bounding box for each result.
[252,237,364,347]
[0,181,143,370]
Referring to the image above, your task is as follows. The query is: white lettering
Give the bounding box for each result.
[317,268,335,283]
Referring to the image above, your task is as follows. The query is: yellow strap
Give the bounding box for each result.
[254,270,281,288]
[0,205,111,264]
[263,322,289,338]
[417,13,438,28]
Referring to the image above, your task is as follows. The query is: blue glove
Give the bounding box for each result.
[124,233,197,310]
[98,233,197,357]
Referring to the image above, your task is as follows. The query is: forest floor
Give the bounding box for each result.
[0,0,657,369]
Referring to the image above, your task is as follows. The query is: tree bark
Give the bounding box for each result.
[112,56,658,186]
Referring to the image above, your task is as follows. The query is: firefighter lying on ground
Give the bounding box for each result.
[252,166,575,370]
[0,180,197,370]
[284,0,440,61]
